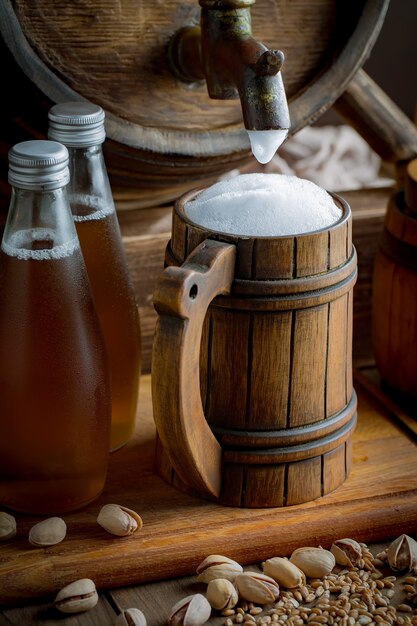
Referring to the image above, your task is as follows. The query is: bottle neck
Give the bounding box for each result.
[66,144,115,220]
[2,186,79,259]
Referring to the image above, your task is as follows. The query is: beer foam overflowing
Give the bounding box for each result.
[70,194,113,222]
[2,229,78,260]
[185,173,342,236]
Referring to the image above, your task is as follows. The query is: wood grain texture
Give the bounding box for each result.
[296,230,328,277]
[372,187,417,398]
[0,596,117,625]
[288,306,328,427]
[1,538,415,625]
[152,240,236,498]
[323,443,347,495]
[0,0,390,207]
[346,187,389,367]
[1,374,417,606]
[327,294,349,415]
[286,456,322,505]
[207,308,251,430]
[246,311,292,430]
[154,190,357,507]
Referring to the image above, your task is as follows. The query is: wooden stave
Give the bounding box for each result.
[372,191,417,397]
[199,293,354,430]
[220,439,351,507]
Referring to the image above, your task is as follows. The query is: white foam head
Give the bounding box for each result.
[248,130,288,164]
[184,173,342,237]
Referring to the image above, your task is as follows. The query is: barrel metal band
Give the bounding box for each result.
[212,390,357,449]
[213,268,357,311]
[221,411,357,465]
[166,243,357,307]
[380,228,417,272]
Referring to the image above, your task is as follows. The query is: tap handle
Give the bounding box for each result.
[254,49,285,77]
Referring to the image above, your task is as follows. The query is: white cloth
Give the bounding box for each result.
[232,125,393,192]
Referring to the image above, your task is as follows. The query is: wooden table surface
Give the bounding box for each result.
[0,539,414,626]
[1,371,416,625]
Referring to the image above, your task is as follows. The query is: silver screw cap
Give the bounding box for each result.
[48,102,106,147]
[8,140,70,191]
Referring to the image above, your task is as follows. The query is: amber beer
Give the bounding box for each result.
[0,230,111,514]
[48,102,142,452]
[72,202,141,451]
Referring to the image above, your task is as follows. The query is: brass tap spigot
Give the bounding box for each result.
[168,0,290,133]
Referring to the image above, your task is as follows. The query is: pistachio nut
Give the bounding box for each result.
[169,593,211,626]
[29,517,67,547]
[234,572,280,605]
[206,578,238,610]
[196,555,243,583]
[97,504,143,537]
[290,547,335,578]
[262,557,306,588]
[54,578,98,614]
[330,538,362,567]
[0,511,16,540]
[387,534,417,572]
[115,607,147,626]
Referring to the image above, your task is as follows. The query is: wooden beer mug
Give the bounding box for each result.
[152,184,358,508]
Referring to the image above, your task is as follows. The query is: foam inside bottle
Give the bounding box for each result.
[2,229,78,260]
[185,173,342,237]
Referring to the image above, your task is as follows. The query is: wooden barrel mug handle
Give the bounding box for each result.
[152,239,236,498]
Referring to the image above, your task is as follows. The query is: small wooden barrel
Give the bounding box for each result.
[0,0,389,212]
[153,189,357,507]
[372,159,417,400]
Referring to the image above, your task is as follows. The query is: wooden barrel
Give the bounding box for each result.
[153,189,357,507]
[0,0,389,212]
[372,159,417,402]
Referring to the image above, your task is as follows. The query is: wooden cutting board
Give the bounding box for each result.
[1,373,417,606]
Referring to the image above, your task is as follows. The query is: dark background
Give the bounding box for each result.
[323,0,417,124]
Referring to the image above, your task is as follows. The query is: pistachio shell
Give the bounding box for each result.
[97,504,143,537]
[169,593,211,626]
[331,538,362,567]
[0,511,17,540]
[206,578,238,610]
[115,607,147,626]
[387,534,417,572]
[290,547,335,578]
[263,557,306,588]
[29,517,67,547]
[196,555,243,583]
[235,572,280,605]
[54,578,98,614]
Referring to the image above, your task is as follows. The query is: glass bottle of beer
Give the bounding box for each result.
[48,102,141,452]
[0,140,111,515]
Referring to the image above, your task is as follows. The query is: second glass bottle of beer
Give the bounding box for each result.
[48,102,141,451]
